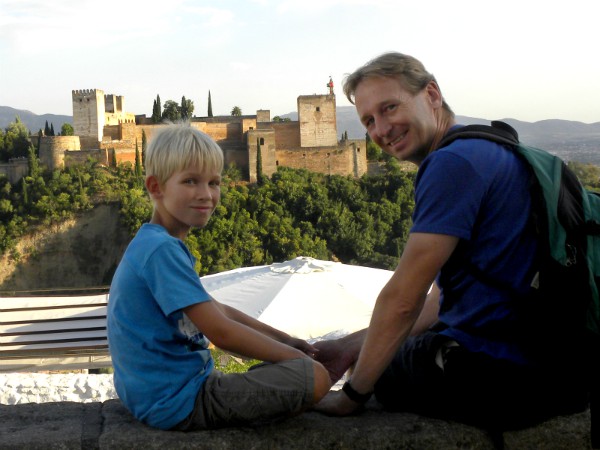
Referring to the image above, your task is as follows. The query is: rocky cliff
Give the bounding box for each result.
[0,203,131,293]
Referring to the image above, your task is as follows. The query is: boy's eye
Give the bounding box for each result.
[183,179,196,185]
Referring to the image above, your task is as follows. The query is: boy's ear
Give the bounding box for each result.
[145,175,163,199]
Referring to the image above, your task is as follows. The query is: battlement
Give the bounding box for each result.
[72,89,104,98]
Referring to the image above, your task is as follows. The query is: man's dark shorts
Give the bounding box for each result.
[374,330,588,430]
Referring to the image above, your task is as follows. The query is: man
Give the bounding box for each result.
[313,52,587,428]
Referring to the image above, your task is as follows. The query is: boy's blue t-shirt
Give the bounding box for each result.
[411,135,538,365]
[107,223,213,430]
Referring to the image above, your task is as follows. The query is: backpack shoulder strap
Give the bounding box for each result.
[438,120,520,149]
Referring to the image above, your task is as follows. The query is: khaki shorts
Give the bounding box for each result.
[172,357,314,431]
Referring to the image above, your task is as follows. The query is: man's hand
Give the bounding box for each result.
[312,389,364,416]
[313,338,358,384]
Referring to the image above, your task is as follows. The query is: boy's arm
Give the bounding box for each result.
[184,300,309,363]
[210,299,317,355]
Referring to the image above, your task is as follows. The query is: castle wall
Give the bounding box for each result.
[298,95,337,148]
[39,136,81,170]
[272,122,301,149]
[0,158,28,184]
[64,149,107,167]
[275,139,367,178]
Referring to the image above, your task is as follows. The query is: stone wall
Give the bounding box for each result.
[273,121,301,149]
[298,94,337,148]
[0,158,28,184]
[0,399,592,449]
[39,135,81,170]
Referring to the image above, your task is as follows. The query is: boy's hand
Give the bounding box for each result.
[283,336,319,358]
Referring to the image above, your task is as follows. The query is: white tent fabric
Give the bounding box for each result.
[201,256,394,340]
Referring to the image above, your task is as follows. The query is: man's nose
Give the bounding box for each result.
[374,118,392,138]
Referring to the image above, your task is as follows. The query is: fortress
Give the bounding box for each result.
[29,84,366,183]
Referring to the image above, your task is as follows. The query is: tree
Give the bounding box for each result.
[44,121,50,136]
[1,117,31,161]
[134,139,142,178]
[256,138,264,185]
[141,129,147,167]
[180,96,194,120]
[231,106,242,117]
[49,123,55,136]
[207,91,213,117]
[152,95,162,123]
[61,123,74,136]
[27,145,40,178]
[162,100,181,121]
[273,116,291,122]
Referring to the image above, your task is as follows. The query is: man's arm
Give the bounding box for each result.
[315,232,457,415]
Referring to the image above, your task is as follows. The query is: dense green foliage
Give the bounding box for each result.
[0,116,32,162]
[0,150,416,273]
[568,161,600,192]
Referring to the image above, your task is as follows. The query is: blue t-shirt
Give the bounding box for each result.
[107,223,213,430]
[412,132,538,365]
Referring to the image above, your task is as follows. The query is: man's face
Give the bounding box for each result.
[354,76,441,165]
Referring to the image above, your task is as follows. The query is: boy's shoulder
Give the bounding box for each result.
[126,223,187,263]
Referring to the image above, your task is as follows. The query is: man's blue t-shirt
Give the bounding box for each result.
[107,223,213,430]
[411,134,538,365]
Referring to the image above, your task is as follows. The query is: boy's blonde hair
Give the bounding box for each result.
[145,123,224,185]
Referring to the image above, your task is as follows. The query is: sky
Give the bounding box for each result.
[1,0,599,124]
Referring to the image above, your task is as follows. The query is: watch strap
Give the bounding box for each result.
[342,381,372,404]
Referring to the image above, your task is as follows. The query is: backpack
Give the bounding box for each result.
[438,121,600,446]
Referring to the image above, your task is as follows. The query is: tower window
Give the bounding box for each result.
[316,107,320,112]
[259,138,265,145]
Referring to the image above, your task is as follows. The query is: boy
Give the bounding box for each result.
[107,124,331,431]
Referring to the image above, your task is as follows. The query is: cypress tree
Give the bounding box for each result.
[134,139,142,178]
[208,91,213,117]
[141,129,147,167]
[49,123,55,136]
[44,121,50,136]
[256,138,264,185]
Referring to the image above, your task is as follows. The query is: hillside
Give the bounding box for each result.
[0,204,130,293]
[0,106,71,133]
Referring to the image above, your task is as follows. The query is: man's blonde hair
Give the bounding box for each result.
[145,123,224,185]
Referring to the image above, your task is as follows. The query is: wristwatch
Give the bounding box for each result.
[342,380,372,404]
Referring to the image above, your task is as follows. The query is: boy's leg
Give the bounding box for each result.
[176,357,315,431]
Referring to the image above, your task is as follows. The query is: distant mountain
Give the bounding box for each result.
[283,107,600,165]
[0,106,72,133]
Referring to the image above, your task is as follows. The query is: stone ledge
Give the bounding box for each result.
[0,399,592,449]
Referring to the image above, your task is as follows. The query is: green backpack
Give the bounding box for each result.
[438,121,600,445]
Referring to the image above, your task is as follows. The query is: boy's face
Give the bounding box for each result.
[148,165,221,240]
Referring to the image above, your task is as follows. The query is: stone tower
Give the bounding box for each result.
[72,89,105,149]
[297,94,337,148]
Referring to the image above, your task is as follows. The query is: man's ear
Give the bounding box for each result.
[145,175,163,200]
[425,81,443,109]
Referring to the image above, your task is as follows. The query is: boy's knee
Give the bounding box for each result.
[312,360,332,403]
